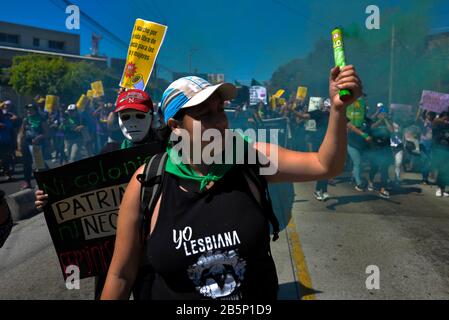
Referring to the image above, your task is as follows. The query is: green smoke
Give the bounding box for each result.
[269,0,449,111]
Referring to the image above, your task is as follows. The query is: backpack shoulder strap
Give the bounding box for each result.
[244,165,280,241]
[136,152,168,243]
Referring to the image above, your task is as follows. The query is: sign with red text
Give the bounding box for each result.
[34,142,164,280]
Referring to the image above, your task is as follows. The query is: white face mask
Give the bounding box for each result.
[118,110,152,142]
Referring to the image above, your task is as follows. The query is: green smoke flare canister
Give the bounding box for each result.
[332,27,352,101]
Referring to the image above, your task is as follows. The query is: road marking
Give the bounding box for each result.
[286,217,316,300]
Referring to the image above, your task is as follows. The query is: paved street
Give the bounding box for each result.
[286,173,449,300]
[1,169,449,299]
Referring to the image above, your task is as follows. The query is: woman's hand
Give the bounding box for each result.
[35,189,48,210]
[329,65,363,112]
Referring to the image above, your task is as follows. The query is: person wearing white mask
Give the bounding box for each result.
[34,89,169,299]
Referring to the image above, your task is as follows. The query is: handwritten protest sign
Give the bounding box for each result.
[34,142,165,280]
[420,90,449,114]
[296,87,308,100]
[249,86,267,105]
[120,19,168,90]
[45,95,59,113]
[91,81,104,98]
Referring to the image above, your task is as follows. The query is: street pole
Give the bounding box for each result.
[388,24,395,108]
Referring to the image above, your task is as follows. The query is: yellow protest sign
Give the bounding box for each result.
[91,81,104,97]
[296,87,308,100]
[76,94,89,111]
[120,19,168,90]
[45,95,59,113]
[273,89,285,99]
[86,90,94,99]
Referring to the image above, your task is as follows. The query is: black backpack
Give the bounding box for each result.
[136,152,280,243]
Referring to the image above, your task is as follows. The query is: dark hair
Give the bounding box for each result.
[439,111,449,118]
[427,111,436,121]
[173,109,186,121]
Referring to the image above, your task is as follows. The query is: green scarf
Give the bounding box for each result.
[165,146,233,191]
[120,139,134,150]
[27,115,42,129]
[165,131,253,191]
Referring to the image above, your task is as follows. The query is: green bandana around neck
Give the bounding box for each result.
[27,114,42,129]
[120,139,134,150]
[164,131,253,191]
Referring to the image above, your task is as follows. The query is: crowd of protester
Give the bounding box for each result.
[1,92,449,200]
[0,96,141,189]
[227,96,449,200]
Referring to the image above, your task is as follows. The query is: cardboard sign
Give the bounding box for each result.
[420,90,449,114]
[34,142,165,280]
[296,87,308,100]
[249,86,267,105]
[120,19,168,90]
[91,81,104,98]
[45,95,59,113]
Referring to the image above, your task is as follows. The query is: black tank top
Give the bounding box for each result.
[141,165,278,300]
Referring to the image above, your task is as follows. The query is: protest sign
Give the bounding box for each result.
[34,142,165,280]
[120,19,168,90]
[296,87,308,100]
[45,95,59,113]
[273,89,285,99]
[420,90,449,114]
[308,97,323,112]
[91,81,104,98]
[76,94,89,111]
[86,90,94,99]
[249,86,267,105]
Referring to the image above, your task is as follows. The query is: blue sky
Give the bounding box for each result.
[1,0,448,83]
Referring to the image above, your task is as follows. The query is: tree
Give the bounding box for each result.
[9,55,68,97]
[8,54,117,103]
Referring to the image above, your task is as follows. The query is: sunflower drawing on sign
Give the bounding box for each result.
[125,62,144,90]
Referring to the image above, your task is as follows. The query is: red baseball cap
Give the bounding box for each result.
[114,89,153,113]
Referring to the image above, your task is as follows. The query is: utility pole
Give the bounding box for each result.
[388,24,395,107]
